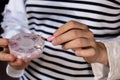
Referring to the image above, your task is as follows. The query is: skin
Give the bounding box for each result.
[51,20,108,65]
[0,38,29,70]
[0,20,108,70]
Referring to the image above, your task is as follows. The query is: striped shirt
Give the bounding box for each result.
[20,0,120,80]
[2,0,120,80]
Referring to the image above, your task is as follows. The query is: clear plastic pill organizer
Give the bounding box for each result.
[9,33,45,61]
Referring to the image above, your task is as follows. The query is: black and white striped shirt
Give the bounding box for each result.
[20,0,120,80]
[2,0,120,80]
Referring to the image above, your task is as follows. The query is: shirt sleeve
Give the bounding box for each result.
[6,65,24,78]
[1,0,30,38]
[91,36,120,80]
[1,0,27,78]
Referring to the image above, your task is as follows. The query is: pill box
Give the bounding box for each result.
[9,33,45,61]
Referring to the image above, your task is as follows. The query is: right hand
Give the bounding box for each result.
[0,38,30,70]
[50,20,108,65]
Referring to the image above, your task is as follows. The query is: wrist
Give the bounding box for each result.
[96,42,109,66]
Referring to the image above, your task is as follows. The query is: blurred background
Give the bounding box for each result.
[0,0,18,80]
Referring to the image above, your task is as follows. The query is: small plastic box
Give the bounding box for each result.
[9,33,45,61]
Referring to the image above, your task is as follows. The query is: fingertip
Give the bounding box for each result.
[47,36,55,42]
[9,54,16,62]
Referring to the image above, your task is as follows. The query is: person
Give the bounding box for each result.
[0,0,120,80]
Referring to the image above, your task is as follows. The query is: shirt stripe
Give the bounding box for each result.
[21,0,120,79]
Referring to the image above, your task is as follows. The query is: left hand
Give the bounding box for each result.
[8,59,30,70]
[48,20,108,66]
[0,38,30,70]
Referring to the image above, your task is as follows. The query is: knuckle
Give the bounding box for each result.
[68,20,77,27]
[80,23,88,30]
[81,23,88,29]
[68,20,88,30]
[69,20,76,24]
[89,31,94,37]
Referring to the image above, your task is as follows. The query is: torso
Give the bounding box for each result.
[21,0,120,80]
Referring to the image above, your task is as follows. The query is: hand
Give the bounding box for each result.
[49,20,108,66]
[0,38,15,62]
[8,59,30,70]
[0,38,30,70]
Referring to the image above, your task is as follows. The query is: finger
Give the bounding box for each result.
[54,20,88,37]
[9,59,30,70]
[52,29,91,46]
[0,38,8,47]
[74,47,96,57]
[62,38,92,50]
[0,52,16,61]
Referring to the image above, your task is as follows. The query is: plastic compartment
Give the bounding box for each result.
[9,33,45,61]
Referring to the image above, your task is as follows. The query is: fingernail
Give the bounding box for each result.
[47,36,55,42]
